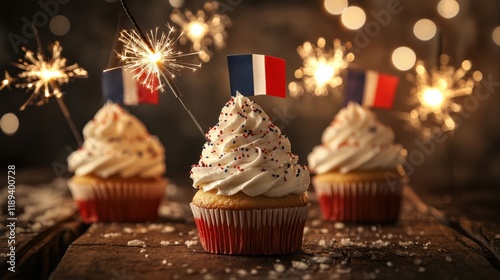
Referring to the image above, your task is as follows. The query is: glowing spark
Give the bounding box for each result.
[119,26,201,92]
[404,55,482,138]
[289,37,354,97]
[0,71,15,91]
[2,41,87,110]
[170,1,231,62]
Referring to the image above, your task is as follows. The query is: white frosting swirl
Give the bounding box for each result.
[68,102,165,178]
[308,102,406,174]
[190,93,310,197]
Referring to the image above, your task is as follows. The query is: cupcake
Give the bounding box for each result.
[308,102,407,223]
[67,102,167,222]
[190,93,310,255]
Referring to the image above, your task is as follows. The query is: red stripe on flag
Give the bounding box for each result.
[372,74,399,109]
[136,70,159,105]
[264,56,286,98]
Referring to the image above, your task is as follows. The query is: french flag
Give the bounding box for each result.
[102,67,159,106]
[227,54,286,98]
[344,68,399,109]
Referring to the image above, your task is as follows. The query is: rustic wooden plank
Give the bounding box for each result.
[0,179,86,280]
[49,187,500,280]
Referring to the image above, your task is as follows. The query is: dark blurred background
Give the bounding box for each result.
[0,0,499,196]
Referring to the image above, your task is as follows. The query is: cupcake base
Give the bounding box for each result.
[190,203,310,255]
[68,175,167,223]
[312,170,406,223]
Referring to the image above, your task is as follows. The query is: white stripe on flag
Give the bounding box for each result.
[252,54,266,96]
[363,70,379,107]
[123,68,138,105]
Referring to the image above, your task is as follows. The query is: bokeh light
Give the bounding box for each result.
[413,19,437,41]
[392,47,416,71]
[0,113,19,135]
[324,0,348,15]
[493,26,500,46]
[340,6,366,30]
[169,0,185,8]
[437,0,460,19]
[49,15,70,36]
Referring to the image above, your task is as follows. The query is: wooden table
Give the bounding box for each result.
[2,174,500,280]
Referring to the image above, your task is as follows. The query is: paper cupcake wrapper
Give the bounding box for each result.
[67,179,166,223]
[313,179,403,223]
[190,203,310,255]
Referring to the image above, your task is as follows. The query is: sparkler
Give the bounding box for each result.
[1,38,87,145]
[119,0,205,138]
[289,37,354,97]
[170,1,231,62]
[404,54,482,138]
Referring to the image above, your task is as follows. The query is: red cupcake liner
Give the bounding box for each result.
[313,180,403,223]
[68,179,166,223]
[190,203,310,255]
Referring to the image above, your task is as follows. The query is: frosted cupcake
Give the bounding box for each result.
[308,102,407,223]
[190,93,310,255]
[67,102,167,222]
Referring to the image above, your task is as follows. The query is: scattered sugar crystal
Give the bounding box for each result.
[371,226,377,232]
[162,225,175,233]
[237,269,248,277]
[160,240,170,246]
[398,241,414,247]
[186,268,194,274]
[494,234,500,239]
[302,274,311,279]
[319,264,330,270]
[292,261,308,270]
[182,263,188,268]
[320,228,329,234]
[179,232,184,236]
[250,268,258,275]
[185,240,198,247]
[311,219,322,227]
[127,239,145,247]
[145,254,148,258]
[200,268,208,274]
[312,256,331,264]
[318,239,326,246]
[140,249,146,253]
[386,261,393,267]
[303,227,310,234]
[174,241,180,245]
[102,232,121,238]
[357,226,364,233]
[225,268,231,273]
[445,256,452,262]
[371,240,390,248]
[168,263,173,266]
[340,238,352,246]
[274,263,286,273]
[337,267,351,274]
[334,222,345,229]
[123,227,133,234]
[418,267,426,272]
[203,274,215,280]
[162,260,167,265]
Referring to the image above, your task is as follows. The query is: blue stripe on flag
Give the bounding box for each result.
[227,54,255,97]
[344,69,366,107]
[102,68,125,104]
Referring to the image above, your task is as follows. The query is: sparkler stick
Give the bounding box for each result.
[120,0,205,138]
[32,25,83,145]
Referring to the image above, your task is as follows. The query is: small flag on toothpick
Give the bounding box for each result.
[344,68,399,109]
[227,54,286,98]
[102,67,159,106]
